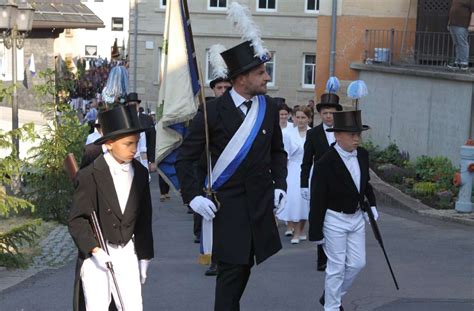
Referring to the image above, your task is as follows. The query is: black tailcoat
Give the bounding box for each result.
[308,146,376,241]
[300,123,330,188]
[68,155,154,311]
[176,90,287,265]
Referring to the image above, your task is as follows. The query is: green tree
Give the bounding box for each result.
[25,69,88,223]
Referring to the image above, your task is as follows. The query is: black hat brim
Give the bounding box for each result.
[326,125,370,132]
[316,103,343,112]
[93,127,144,145]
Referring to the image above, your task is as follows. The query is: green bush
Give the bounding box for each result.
[24,69,88,223]
[377,143,407,167]
[412,181,437,196]
[414,156,457,191]
[0,219,40,268]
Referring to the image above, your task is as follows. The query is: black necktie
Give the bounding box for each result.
[242,100,252,116]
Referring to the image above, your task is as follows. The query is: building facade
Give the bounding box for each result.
[128,0,319,112]
[55,0,129,62]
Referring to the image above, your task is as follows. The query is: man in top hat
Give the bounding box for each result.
[301,93,343,272]
[176,39,287,310]
[68,104,154,311]
[126,92,154,171]
[308,110,378,311]
[209,77,232,99]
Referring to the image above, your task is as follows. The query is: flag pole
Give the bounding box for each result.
[182,0,215,265]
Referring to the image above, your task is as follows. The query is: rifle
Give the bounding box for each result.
[63,153,126,309]
[362,200,400,290]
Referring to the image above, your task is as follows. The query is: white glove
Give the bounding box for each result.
[91,248,112,271]
[301,188,310,201]
[274,189,286,215]
[363,206,379,223]
[315,238,325,245]
[139,259,150,285]
[189,196,217,221]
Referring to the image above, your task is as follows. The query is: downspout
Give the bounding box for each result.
[131,0,138,92]
[329,0,338,76]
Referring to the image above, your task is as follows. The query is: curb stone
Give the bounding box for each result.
[370,169,474,226]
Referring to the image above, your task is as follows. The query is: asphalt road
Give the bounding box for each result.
[1,173,473,311]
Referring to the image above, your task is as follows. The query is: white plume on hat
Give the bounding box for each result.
[209,44,228,79]
[227,2,269,58]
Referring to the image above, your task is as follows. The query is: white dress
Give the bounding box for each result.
[278,126,310,222]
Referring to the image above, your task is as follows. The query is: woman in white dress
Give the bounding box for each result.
[278,106,312,244]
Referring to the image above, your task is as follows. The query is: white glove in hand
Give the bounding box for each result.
[139,259,150,285]
[274,189,286,215]
[363,206,379,223]
[189,196,217,221]
[92,248,112,271]
[301,188,310,201]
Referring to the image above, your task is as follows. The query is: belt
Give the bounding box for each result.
[328,206,360,214]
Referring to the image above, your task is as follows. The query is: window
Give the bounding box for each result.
[111,17,124,31]
[160,0,166,8]
[257,0,276,12]
[305,0,320,13]
[302,54,316,88]
[85,45,97,57]
[208,0,227,10]
[265,52,275,87]
[0,41,24,82]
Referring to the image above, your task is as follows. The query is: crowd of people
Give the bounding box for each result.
[66,4,380,311]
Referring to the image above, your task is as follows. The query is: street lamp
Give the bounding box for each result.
[0,2,35,157]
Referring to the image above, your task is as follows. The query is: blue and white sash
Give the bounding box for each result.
[206,95,267,191]
[201,95,267,257]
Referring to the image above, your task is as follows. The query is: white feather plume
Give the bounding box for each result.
[209,44,228,79]
[227,2,269,58]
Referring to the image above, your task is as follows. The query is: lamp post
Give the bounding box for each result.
[0,2,35,157]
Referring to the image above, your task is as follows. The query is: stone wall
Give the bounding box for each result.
[352,63,474,165]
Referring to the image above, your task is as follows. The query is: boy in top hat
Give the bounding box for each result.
[68,104,154,311]
[176,36,287,311]
[301,93,343,272]
[308,110,378,311]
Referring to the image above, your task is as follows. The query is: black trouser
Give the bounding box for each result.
[318,244,327,266]
[193,212,202,237]
[214,261,253,311]
[158,175,170,195]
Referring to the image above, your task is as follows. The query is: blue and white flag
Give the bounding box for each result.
[155,0,200,191]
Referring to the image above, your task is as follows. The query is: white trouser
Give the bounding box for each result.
[81,240,142,311]
[323,209,366,311]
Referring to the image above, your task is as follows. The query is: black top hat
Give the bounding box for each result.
[126,92,141,103]
[209,77,231,89]
[316,93,343,112]
[220,41,271,79]
[94,104,145,145]
[326,110,370,132]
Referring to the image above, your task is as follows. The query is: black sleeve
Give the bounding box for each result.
[175,108,207,203]
[134,168,154,260]
[68,170,98,258]
[301,131,315,188]
[308,161,328,242]
[269,100,288,191]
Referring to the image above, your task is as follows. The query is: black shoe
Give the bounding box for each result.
[447,62,459,70]
[319,292,344,310]
[194,236,200,244]
[459,63,469,71]
[204,263,218,276]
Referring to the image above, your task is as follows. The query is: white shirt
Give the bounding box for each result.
[230,88,257,116]
[104,152,134,214]
[323,123,336,146]
[85,130,101,145]
[134,132,147,158]
[334,143,360,193]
